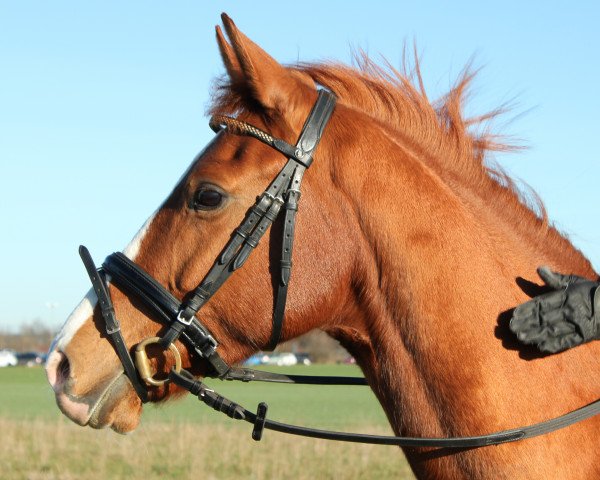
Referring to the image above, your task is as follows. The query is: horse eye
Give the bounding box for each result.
[192,188,224,210]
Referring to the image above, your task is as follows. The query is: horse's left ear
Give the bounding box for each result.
[218,13,312,114]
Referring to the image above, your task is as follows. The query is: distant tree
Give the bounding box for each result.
[0,319,56,352]
[19,319,55,352]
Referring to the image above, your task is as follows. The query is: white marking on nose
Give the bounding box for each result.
[48,212,157,355]
[122,212,157,260]
[52,289,97,352]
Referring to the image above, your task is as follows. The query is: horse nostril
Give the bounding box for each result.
[46,351,71,392]
[57,355,71,382]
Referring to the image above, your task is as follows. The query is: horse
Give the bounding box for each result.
[46,14,600,479]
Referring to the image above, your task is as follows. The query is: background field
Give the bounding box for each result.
[1,365,414,479]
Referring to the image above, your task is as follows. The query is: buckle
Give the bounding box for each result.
[176,310,195,326]
[196,334,218,358]
[105,323,121,335]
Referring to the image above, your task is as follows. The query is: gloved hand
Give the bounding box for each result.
[509,266,600,353]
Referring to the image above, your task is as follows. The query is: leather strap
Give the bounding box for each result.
[78,86,600,449]
[267,179,302,350]
[221,367,367,385]
[79,91,343,400]
[171,369,600,449]
[102,249,366,386]
[79,246,148,402]
[103,252,227,376]
[156,161,295,346]
[173,90,336,350]
[264,91,334,348]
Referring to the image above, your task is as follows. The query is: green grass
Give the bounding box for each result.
[0,365,390,429]
[154,364,392,430]
[0,366,57,419]
[0,366,414,479]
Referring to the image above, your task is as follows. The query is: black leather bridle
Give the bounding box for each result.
[79,89,600,449]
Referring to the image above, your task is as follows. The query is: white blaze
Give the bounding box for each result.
[50,212,157,353]
[122,213,157,260]
[51,289,97,352]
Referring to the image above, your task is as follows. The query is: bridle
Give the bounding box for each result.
[79,89,600,449]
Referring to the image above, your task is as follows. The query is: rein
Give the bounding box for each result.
[79,89,600,449]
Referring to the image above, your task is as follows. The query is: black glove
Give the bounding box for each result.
[509,266,600,353]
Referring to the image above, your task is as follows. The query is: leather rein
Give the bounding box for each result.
[79,89,600,449]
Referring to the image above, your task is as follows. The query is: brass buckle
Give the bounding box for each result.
[134,337,182,387]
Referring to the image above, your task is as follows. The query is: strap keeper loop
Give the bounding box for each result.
[252,402,269,441]
[106,324,121,335]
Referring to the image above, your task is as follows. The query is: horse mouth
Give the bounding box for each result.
[55,372,143,433]
[86,373,143,433]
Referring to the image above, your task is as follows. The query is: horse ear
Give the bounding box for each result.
[216,25,242,83]
[219,13,307,113]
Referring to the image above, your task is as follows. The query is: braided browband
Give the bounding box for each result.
[209,114,306,167]
[210,115,276,146]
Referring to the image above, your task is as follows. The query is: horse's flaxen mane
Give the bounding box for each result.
[210,54,594,274]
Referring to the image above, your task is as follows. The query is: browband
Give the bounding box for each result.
[209,89,336,169]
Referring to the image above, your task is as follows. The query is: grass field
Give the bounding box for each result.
[0,366,414,479]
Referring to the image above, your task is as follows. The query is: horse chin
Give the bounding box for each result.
[87,373,143,434]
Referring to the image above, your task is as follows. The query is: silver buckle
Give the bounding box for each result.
[176,310,194,326]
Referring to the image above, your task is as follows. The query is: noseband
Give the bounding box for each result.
[79,89,600,449]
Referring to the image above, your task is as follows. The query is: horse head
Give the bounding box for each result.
[46,14,362,432]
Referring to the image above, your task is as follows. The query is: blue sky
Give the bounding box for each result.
[0,2,598,331]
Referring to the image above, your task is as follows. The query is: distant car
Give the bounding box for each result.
[280,353,298,366]
[265,353,297,366]
[295,353,312,366]
[0,350,17,367]
[16,351,47,367]
[243,352,303,367]
[243,354,264,366]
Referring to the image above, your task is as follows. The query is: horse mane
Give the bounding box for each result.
[210,53,595,275]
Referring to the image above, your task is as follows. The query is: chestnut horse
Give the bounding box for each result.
[46,14,600,479]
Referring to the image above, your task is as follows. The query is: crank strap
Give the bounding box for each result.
[102,252,229,377]
[103,250,366,385]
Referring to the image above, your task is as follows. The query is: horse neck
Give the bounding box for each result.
[326,118,600,477]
